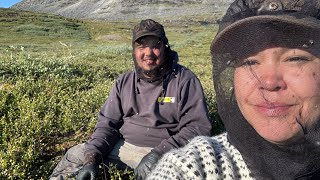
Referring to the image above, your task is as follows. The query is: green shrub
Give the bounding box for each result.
[0,9,223,179]
[0,50,117,179]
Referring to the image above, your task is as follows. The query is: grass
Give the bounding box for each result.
[0,8,224,179]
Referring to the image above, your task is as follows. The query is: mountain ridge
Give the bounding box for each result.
[11,0,232,21]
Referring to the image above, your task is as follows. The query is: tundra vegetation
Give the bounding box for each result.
[0,8,224,179]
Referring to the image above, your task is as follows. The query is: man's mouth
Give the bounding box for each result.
[145,59,156,65]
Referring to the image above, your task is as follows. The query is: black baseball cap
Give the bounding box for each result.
[132,19,168,44]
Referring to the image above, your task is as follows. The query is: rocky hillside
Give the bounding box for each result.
[11,0,232,21]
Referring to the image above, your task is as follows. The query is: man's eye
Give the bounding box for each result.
[136,45,145,49]
[152,41,162,49]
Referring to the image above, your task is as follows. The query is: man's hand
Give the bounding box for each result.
[76,162,99,180]
[76,152,101,180]
[134,151,161,180]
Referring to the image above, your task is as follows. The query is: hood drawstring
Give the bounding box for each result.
[135,77,140,94]
[160,77,168,105]
[160,65,177,105]
[135,61,178,102]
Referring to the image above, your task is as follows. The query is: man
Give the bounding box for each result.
[50,19,212,180]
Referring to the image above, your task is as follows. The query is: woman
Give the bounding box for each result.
[147,0,320,179]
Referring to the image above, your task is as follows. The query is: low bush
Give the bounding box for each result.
[0,46,223,180]
[0,9,224,179]
[0,49,117,179]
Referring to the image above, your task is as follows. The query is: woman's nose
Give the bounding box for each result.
[257,66,286,91]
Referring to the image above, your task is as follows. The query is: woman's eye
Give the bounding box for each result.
[287,56,310,62]
[241,59,258,66]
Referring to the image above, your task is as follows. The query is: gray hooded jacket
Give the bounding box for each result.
[85,63,212,157]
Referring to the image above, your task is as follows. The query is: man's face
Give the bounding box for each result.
[133,36,165,78]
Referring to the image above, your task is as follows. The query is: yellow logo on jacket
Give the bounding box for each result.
[157,97,175,103]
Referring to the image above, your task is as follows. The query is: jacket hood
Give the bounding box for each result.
[211,0,320,179]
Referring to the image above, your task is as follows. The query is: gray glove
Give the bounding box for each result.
[76,153,101,180]
[134,151,161,180]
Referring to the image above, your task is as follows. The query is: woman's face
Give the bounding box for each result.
[234,47,320,144]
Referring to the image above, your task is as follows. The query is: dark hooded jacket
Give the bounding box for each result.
[84,60,212,157]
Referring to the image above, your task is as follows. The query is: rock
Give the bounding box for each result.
[11,0,232,21]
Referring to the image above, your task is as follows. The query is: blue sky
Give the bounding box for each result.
[0,0,22,8]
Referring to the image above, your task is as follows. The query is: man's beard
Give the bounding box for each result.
[133,57,173,82]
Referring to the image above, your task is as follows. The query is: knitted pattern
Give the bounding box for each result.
[147,133,253,180]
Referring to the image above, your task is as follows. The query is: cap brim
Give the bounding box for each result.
[211,14,320,56]
[133,32,162,42]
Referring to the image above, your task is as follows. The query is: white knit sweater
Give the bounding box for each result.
[147,133,254,180]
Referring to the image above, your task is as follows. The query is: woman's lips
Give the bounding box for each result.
[254,103,294,117]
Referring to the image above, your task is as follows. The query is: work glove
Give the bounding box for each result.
[134,151,161,180]
[76,153,101,180]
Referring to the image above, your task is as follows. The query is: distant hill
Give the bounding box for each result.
[0,7,91,53]
[11,0,232,21]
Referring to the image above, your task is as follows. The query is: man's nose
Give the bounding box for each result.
[143,46,156,57]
